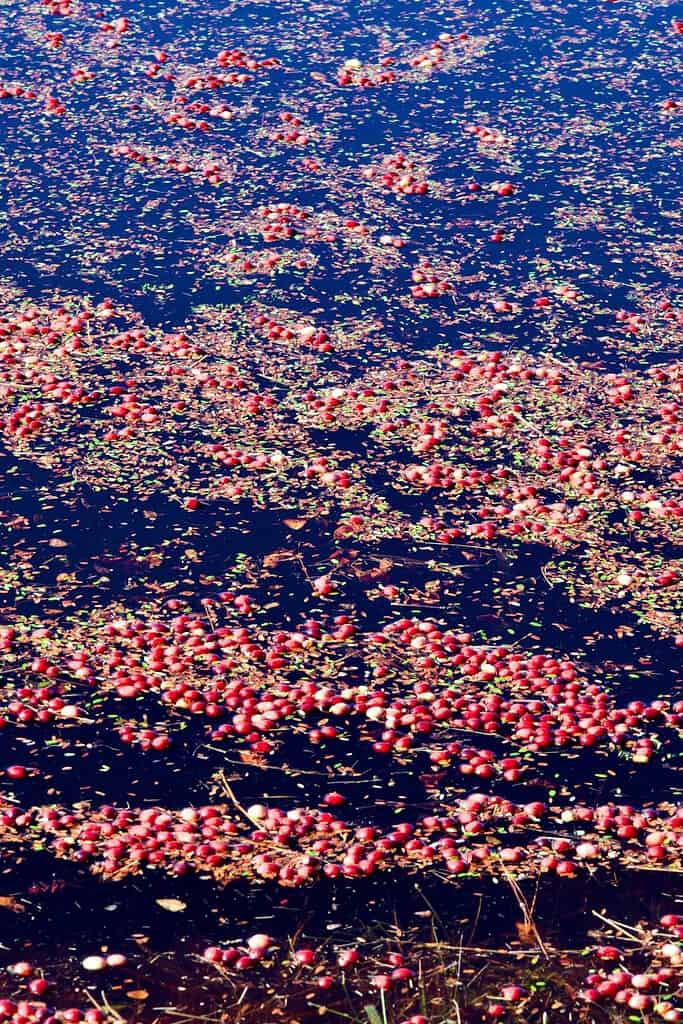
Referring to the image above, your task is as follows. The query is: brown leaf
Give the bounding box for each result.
[355,557,393,583]
[0,896,23,913]
[283,517,308,530]
[156,898,187,913]
[239,749,267,766]
[515,921,535,945]
[263,549,296,568]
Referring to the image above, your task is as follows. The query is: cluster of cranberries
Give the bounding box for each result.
[202,932,421,996]
[336,58,397,88]
[0,1003,107,1024]
[0,85,65,115]
[295,348,682,563]
[363,152,430,196]
[0,402,45,438]
[163,108,212,132]
[3,602,681,771]
[0,682,82,727]
[250,312,333,352]
[256,203,310,242]
[116,723,171,752]
[270,111,315,147]
[408,34,469,72]
[465,124,513,151]
[417,487,587,547]
[580,920,683,1020]
[41,0,74,15]
[104,392,159,440]
[207,446,285,471]
[112,143,197,177]
[410,262,453,299]
[0,83,39,102]
[1,788,682,888]
[215,48,280,71]
[223,249,284,276]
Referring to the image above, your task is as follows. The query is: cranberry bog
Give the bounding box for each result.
[0,0,682,1022]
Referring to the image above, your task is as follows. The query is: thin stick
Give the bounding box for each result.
[83,990,126,1024]
[591,910,644,940]
[214,771,262,826]
[499,860,549,958]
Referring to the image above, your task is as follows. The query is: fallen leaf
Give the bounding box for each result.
[283,517,308,530]
[263,549,297,568]
[515,921,536,945]
[0,896,23,913]
[156,898,187,912]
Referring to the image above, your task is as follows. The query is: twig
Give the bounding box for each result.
[84,990,126,1024]
[204,602,217,632]
[499,861,549,958]
[213,771,263,827]
[591,910,645,941]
